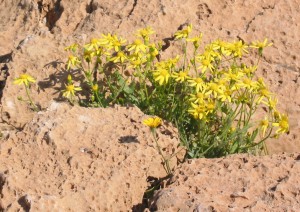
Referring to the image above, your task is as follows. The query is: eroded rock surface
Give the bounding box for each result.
[0,102,181,211]
[150,153,300,211]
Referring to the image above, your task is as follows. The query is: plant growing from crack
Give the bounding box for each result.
[14,73,39,111]
[62,25,289,158]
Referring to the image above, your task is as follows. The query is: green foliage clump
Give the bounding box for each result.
[62,25,289,158]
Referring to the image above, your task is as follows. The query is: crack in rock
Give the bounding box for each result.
[127,0,138,18]
[245,4,276,33]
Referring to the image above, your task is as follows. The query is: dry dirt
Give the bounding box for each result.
[0,0,300,211]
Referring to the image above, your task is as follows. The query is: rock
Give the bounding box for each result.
[0,102,182,210]
[150,153,300,211]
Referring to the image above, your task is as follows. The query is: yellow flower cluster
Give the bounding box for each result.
[63,24,288,155]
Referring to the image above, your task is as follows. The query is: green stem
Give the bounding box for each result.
[151,128,172,176]
[25,85,38,111]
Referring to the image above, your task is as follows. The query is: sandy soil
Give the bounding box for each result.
[0,0,299,211]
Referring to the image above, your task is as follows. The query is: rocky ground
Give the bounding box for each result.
[0,0,299,211]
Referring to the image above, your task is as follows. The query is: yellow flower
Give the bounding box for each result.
[205,82,224,98]
[148,43,159,59]
[67,74,73,84]
[67,55,81,70]
[62,84,82,99]
[98,33,115,47]
[212,39,231,56]
[242,65,257,76]
[188,77,206,92]
[256,88,271,104]
[143,116,162,128]
[189,90,208,104]
[203,44,221,60]
[136,27,155,41]
[227,40,248,58]
[165,56,180,69]
[110,51,127,63]
[14,74,36,86]
[205,99,215,114]
[186,33,203,49]
[111,35,127,52]
[197,55,214,73]
[223,68,243,82]
[64,43,78,52]
[218,87,233,102]
[129,53,146,68]
[272,114,289,135]
[153,68,171,85]
[92,84,98,92]
[237,77,258,91]
[259,117,269,137]
[188,102,206,120]
[262,96,278,111]
[251,38,273,49]
[174,24,192,39]
[172,70,189,83]
[84,38,101,51]
[127,39,148,53]
[83,49,95,63]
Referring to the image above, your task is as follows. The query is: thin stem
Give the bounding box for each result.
[24,84,38,111]
[151,128,172,176]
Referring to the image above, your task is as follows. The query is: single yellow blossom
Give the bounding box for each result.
[84,38,101,51]
[237,77,258,91]
[92,84,98,92]
[227,40,248,58]
[272,114,289,135]
[189,90,208,104]
[205,82,224,98]
[153,68,171,85]
[218,87,233,102]
[188,102,206,120]
[67,55,81,70]
[127,39,148,53]
[197,55,214,73]
[212,39,231,56]
[172,70,189,83]
[174,24,192,39]
[259,117,269,137]
[205,99,215,114]
[98,33,115,47]
[136,27,155,41]
[262,96,278,111]
[110,51,127,63]
[251,38,273,49]
[148,43,159,59]
[143,116,162,128]
[111,35,127,52]
[62,84,82,99]
[14,74,36,86]
[186,33,203,49]
[188,77,206,92]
